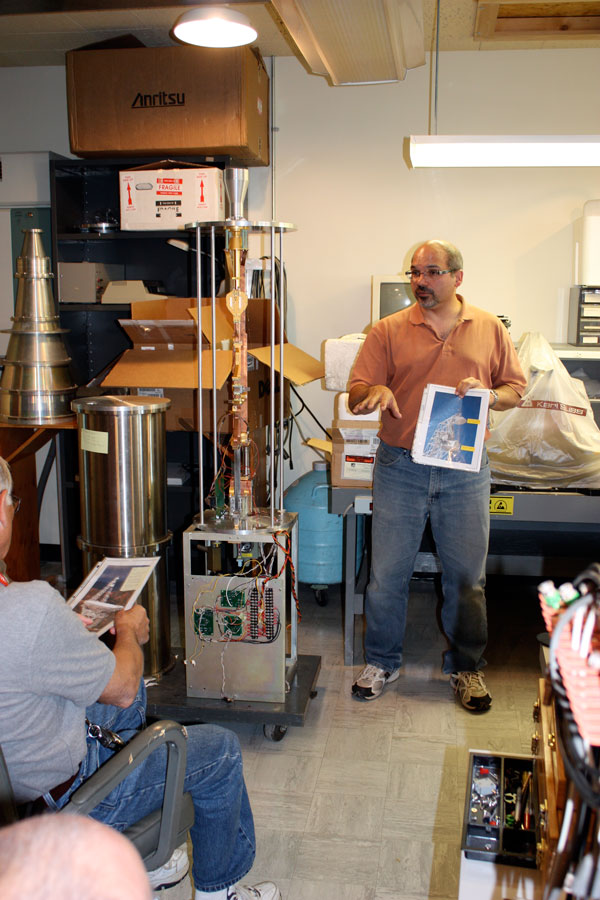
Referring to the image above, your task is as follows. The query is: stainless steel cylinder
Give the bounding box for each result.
[224,167,249,220]
[72,395,173,677]
[78,538,172,680]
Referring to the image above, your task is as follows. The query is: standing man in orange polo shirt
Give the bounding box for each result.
[349,239,526,710]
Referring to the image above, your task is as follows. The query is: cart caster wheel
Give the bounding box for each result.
[263,724,288,742]
[314,588,328,606]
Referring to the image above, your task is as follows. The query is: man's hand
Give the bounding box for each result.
[454,378,521,411]
[113,605,149,647]
[99,605,148,708]
[349,384,402,419]
[455,377,484,398]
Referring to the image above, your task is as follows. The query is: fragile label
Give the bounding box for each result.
[157,178,183,195]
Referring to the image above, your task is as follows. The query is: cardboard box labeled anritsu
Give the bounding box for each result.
[120,163,224,231]
[66,45,269,165]
[331,420,380,488]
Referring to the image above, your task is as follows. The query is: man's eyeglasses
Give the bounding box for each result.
[405,268,457,280]
[10,494,21,514]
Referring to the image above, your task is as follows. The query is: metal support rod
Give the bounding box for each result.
[290,514,298,662]
[195,224,204,527]
[278,227,285,517]
[55,432,70,587]
[270,57,276,223]
[269,225,276,527]
[211,226,218,485]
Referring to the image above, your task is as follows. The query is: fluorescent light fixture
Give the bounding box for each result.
[173,6,257,48]
[409,135,600,167]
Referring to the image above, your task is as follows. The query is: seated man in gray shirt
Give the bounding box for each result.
[0,456,277,900]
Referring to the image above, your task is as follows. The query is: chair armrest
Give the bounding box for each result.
[61,719,188,869]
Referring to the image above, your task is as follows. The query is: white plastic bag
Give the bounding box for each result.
[487,332,600,488]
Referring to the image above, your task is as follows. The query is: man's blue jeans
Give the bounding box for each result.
[50,681,255,893]
[365,441,490,674]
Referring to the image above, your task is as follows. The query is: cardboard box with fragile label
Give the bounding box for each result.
[120,163,224,231]
[331,420,381,488]
[66,45,269,165]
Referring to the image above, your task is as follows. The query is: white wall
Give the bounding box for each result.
[1,48,599,507]
[0,67,71,156]
[270,50,600,479]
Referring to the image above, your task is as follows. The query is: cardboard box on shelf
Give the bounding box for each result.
[330,419,380,488]
[100,296,323,432]
[101,281,168,303]
[66,45,269,165]
[119,163,224,231]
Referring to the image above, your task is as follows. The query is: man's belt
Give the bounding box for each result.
[48,772,78,803]
[21,772,79,815]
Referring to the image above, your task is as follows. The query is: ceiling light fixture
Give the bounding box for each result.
[409,135,600,168]
[408,2,600,169]
[172,6,257,48]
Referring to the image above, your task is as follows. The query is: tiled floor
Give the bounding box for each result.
[183,574,546,900]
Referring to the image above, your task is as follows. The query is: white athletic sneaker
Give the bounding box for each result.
[450,670,492,712]
[148,844,190,890]
[226,883,281,900]
[351,663,400,701]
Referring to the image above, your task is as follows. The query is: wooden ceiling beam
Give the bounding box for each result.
[475,1,600,39]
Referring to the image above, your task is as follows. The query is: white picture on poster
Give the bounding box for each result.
[68,557,158,636]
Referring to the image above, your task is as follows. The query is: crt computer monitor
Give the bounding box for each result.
[371,275,415,324]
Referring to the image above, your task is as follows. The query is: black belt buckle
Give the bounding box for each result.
[86,719,126,751]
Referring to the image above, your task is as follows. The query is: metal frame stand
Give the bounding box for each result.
[146,190,321,738]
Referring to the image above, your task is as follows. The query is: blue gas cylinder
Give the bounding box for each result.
[284,461,364,587]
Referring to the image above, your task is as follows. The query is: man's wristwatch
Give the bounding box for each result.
[489,389,499,409]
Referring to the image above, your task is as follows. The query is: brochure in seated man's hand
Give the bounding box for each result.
[68,557,159,636]
[412,384,489,472]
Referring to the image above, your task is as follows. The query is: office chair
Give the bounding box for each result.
[0,720,194,873]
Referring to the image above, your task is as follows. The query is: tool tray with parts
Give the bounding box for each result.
[462,752,539,868]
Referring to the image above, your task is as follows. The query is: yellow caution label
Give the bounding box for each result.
[466,418,480,425]
[490,496,514,516]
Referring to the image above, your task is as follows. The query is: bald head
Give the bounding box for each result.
[0,815,152,900]
[412,240,463,272]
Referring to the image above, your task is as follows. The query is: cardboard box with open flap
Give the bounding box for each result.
[306,394,381,488]
[189,303,324,386]
[100,296,323,432]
